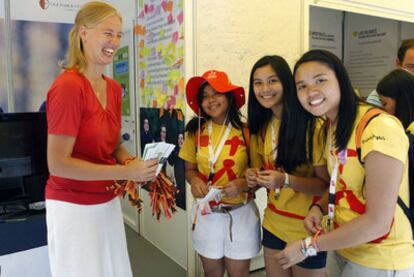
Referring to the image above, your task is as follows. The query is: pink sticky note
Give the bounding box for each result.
[161,0,167,12]
[168,13,173,24]
[138,10,144,19]
[172,31,178,43]
[177,11,183,25]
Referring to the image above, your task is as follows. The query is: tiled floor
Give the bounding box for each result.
[125,225,266,277]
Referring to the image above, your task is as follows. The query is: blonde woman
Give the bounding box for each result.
[45,2,157,276]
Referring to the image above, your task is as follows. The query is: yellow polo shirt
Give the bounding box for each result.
[327,104,414,270]
[250,116,326,242]
[179,121,249,205]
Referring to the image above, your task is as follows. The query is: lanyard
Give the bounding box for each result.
[207,120,232,186]
[271,120,281,198]
[327,125,347,229]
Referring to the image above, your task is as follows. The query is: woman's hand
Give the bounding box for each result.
[275,240,306,270]
[191,178,209,198]
[126,159,158,182]
[256,170,284,190]
[220,178,246,198]
[246,168,259,188]
[304,205,324,235]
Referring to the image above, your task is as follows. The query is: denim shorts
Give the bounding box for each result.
[262,227,327,269]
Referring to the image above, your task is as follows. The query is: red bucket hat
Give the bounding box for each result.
[185,70,245,114]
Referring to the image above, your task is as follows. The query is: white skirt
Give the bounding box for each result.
[46,197,133,277]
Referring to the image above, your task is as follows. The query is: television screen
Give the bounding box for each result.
[0,112,48,205]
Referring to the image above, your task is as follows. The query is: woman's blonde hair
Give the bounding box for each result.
[62,1,122,73]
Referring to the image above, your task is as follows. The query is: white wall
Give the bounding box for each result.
[195,0,303,95]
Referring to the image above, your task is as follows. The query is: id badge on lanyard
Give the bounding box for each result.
[325,126,347,231]
[271,122,281,198]
[207,121,232,185]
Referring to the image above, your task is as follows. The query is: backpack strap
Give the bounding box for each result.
[398,196,414,239]
[356,108,414,238]
[355,108,383,164]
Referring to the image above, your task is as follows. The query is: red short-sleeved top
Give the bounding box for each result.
[45,69,122,205]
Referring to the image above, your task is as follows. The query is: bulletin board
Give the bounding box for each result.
[135,0,185,110]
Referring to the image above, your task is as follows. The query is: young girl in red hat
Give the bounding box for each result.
[179,70,261,277]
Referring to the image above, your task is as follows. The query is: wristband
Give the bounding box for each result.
[283,172,289,188]
[123,157,136,165]
[312,229,322,252]
[309,203,324,214]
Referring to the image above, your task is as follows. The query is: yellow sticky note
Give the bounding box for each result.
[176,98,183,109]
[138,61,146,69]
[159,28,165,39]
[169,69,181,81]
[164,55,174,66]
[143,46,151,57]
[178,47,184,59]
[157,94,167,104]
[156,42,164,53]
[154,88,161,98]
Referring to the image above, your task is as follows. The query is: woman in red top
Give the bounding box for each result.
[45,2,158,277]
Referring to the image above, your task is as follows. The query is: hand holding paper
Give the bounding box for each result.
[198,187,222,216]
[142,142,176,176]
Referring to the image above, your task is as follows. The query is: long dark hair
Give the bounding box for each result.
[248,55,314,172]
[294,50,362,151]
[185,82,244,135]
[377,69,414,129]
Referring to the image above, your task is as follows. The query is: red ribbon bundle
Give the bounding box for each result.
[106,158,178,220]
[145,171,178,220]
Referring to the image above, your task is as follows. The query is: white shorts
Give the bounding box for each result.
[46,197,133,277]
[327,250,414,277]
[192,201,261,260]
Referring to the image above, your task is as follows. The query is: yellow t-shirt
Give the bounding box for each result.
[326,104,414,270]
[251,116,326,242]
[407,122,414,134]
[179,121,249,205]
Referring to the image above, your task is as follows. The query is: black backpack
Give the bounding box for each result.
[397,132,414,237]
[356,108,414,238]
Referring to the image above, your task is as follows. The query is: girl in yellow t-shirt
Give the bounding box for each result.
[376,68,414,134]
[179,70,260,277]
[245,55,329,277]
[277,50,414,277]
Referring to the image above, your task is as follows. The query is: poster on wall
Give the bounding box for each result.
[401,22,414,40]
[11,21,72,112]
[3,0,135,112]
[343,13,399,97]
[136,0,185,110]
[0,0,7,112]
[309,6,343,59]
[10,0,134,24]
[113,46,131,117]
[140,107,186,210]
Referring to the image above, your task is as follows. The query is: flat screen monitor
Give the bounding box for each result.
[0,112,48,205]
